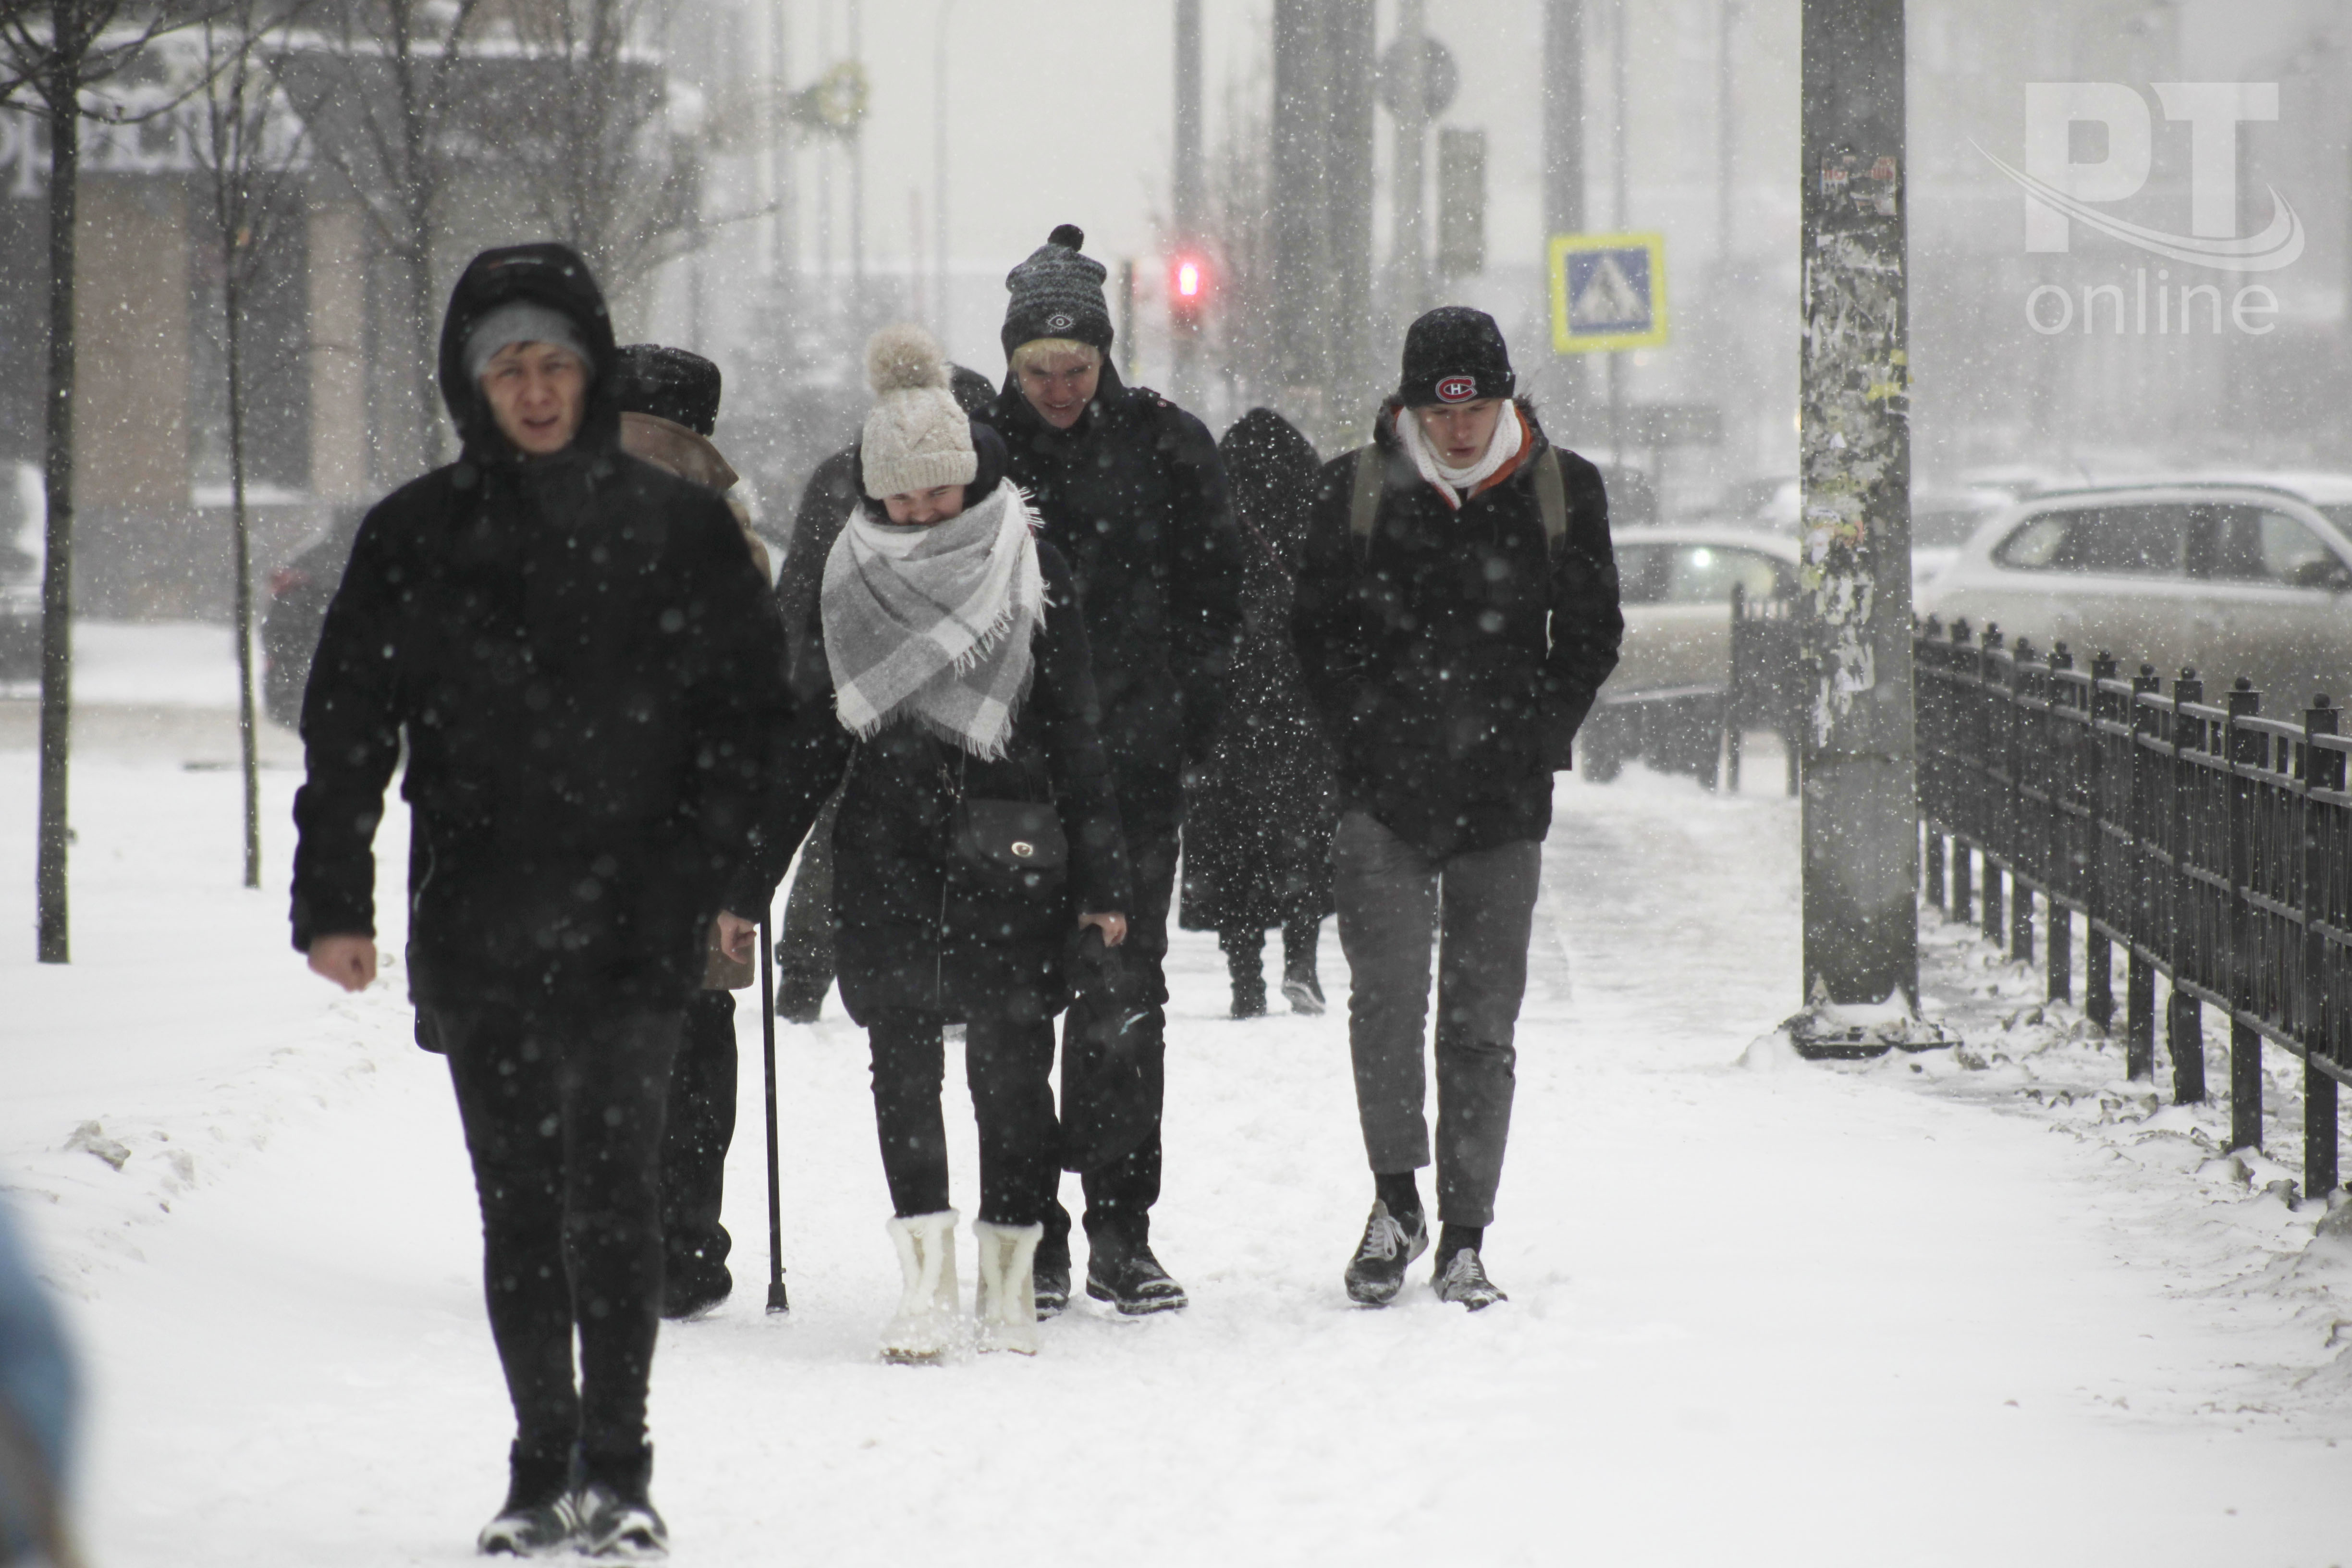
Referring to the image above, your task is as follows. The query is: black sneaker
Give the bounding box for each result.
[1431,1247,1507,1311]
[1085,1241,1188,1315]
[477,1448,576,1557]
[1342,1200,1427,1306]
[576,1483,668,1560]
[660,1268,731,1322]
[1033,1247,1070,1320]
[776,976,826,1023]
[1281,973,1326,1015]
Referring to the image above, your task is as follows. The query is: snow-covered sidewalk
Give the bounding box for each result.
[3,718,2349,1566]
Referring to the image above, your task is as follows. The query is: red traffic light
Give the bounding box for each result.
[1170,252,1211,324]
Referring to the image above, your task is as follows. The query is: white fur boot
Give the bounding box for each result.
[972,1220,1044,1355]
[881,1210,961,1363]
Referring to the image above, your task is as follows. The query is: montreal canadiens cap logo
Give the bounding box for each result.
[1046,312,1076,331]
[1435,376,1478,404]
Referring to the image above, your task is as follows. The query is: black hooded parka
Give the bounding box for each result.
[1177,407,1337,934]
[1292,399,1624,859]
[980,363,1245,837]
[290,243,795,1015]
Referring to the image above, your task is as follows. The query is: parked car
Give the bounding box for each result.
[1583,524,1801,781]
[260,505,367,728]
[1910,486,2014,587]
[1918,479,2352,711]
[0,463,41,683]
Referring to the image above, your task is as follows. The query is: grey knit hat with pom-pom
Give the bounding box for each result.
[859,323,977,499]
[1001,223,1113,358]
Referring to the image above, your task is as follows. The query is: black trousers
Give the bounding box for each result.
[438,1004,682,1470]
[1047,823,1176,1256]
[658,990,737,1295]
[866,1011,1061,1227]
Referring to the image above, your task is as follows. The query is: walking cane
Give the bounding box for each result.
[758,915,790,1313]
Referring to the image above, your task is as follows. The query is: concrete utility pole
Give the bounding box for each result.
[1388,0,1430,327]
[1269,0,1374,449]
[1171,0,1203,410]
[1542,0,1585,426]
[932,0,952,345]
[1790,0,1936,1053]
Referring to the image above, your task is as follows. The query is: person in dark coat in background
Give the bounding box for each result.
[607,343,764,1324]
[979,223,1245,1317]
[1178,407,1337,1018]
[291,243,792,1558]
[771,365,997,1023]
[1294,306,1621,1315]
[728,324,1133,1360]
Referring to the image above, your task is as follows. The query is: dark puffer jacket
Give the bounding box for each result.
[290,243,794,1014]
[732,523,1133,1026]
[1292,399,1622,858]
[980,363,1244,835]
[1178,407,1336,933]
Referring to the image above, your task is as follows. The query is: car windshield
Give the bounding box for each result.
[1995,504,2189,575]
[1660,545,1785,604]
[1913,505,1994,549]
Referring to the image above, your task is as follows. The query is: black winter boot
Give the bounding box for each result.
[1221,929,1267,1018]
[477,1444,577,1557]
[1085,1233,1188,1316]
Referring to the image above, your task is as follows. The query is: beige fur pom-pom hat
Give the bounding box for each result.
[859,323,978,500]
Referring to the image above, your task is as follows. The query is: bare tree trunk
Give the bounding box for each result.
[226,270,259,889]
[407,239,438,467]
[37,49,77,964]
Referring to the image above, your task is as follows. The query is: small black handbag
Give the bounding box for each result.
[944,751,1069,897]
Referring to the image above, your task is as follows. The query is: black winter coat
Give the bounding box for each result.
[290,243,794,1014]
[774,446,860,703]
[735,531,1133,1027]
[1178,408,1337,933]
[980,365,1244,836]
[1292,400,1623,859]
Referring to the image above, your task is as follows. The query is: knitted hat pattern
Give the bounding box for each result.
[1001,223,1115,358]
[1397,305,1516,407]
[859,323,979,499]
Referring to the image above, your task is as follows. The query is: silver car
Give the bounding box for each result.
[1918,479,2352,710]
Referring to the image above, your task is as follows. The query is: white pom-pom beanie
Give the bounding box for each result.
[859,323,977,499]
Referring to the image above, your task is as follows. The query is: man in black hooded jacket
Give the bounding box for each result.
[290,243,792,1556]
[978,224,1245,1316]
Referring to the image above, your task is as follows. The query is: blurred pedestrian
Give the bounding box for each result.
[1294,307,1622,1312]
[610,343,763,1324]
[1178,407,1336,1018]
[979,224,1244,1317]
[0,1196,79,1568]
[291,244,793,1557]
[771,366,997,1024]
[732,324,1132,1360]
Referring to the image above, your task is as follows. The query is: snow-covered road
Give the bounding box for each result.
[4,686,2350,1565]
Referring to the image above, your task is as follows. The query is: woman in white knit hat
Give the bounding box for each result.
[729,324,1133,1360]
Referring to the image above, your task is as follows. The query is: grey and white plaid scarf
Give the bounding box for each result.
[821,478,1045,759]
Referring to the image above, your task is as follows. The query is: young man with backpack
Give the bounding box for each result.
[1292,307,1623,1310]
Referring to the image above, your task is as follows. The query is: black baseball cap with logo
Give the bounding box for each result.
[1396,305,1516,408]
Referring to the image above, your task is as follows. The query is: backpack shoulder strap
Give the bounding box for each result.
[1348,444,1386,556]
[1534,446,1568,558]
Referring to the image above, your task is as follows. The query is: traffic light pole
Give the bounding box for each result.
[1787,0,1942,1055]
[1170,0,1205,411]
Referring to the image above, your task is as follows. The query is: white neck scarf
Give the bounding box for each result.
[821,480,1045,759]
[1396,402,1525,510]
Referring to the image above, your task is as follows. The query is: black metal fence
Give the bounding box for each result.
[1915,618,2352,1202]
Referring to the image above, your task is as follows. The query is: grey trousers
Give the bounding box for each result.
[1332,809,1541,1229]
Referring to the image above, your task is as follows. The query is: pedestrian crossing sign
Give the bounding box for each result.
[1548,232,1668,354]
